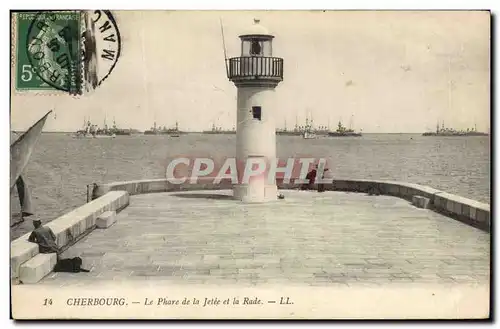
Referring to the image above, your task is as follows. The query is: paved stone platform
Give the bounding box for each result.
[40,190,490,287]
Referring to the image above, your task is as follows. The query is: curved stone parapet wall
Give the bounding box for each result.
[93,177,490,232]
[10,191,130,282]
[323,179,490,232]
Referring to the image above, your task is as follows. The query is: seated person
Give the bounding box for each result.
[28,219,61,255]
[28,219,90,273]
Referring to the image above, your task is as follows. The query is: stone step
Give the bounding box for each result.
[96,211,117,229]
[412,195,431,209]
[19,253,57,284]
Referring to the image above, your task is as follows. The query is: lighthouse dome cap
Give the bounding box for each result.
[239,18,274,39]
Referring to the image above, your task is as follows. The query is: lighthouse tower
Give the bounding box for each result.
[227,19,284,203]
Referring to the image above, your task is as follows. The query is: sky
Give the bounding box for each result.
[10,10,490,133]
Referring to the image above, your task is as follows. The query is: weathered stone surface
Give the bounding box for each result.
[95,178,490,230]
[387,184,400,196]
[95,178,234,198]
[476,209,488,224]
[96,211,117,229]
[434,193,446,209]
[10,243,38,279]
[39,190,489,287]
[19,253,57,284]
[402,183,441,199]
[446,199,455,213]
[470,206,477,221]
[429,192,490,229]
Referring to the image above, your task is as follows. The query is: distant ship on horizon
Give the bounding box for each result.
[144,121,186,137]
[73,116,138,138]
[276,114,362,138]
[276,116,330,137]
[202,123,236,135]
[110,118,134,136]
[422,122,488,137]
[275,127,302,136]
[328,120,362,137]
[74,117,116,138]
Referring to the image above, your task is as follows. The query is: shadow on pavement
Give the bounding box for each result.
[170,193,234,200]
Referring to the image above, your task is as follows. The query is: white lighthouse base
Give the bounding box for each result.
[233,181,278,203]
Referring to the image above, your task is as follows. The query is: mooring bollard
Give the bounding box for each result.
[86,184,92,203]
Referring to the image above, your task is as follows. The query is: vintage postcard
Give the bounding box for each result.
[10,10,490,319]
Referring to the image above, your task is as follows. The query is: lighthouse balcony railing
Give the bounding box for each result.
[227,56,284,80]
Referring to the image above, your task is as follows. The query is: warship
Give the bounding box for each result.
[276,117,331,137]
[143,122,159,135]
[109,118,133,136]
[162,121,186,137]
[328,120,362,137]
[275,125,302,136]
[144,121,186,136]
[423,122,489,137]
[202,123,236,134]
[276,130,301,136]
[73,117,116,138]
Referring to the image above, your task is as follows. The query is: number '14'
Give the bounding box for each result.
[43,298,52,306]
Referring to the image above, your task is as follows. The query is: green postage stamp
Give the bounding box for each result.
[13,11,82,94]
